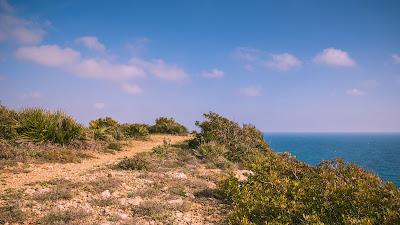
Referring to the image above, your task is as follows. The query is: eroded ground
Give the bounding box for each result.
[0,138,230,225]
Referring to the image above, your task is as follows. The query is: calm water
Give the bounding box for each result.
[264,133,400,186]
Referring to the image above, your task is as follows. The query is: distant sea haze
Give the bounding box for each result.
[264,133,400,186]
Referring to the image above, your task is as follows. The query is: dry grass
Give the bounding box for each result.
[37,208,90,225]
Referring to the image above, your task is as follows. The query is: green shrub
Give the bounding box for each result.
[150,117,188,135]
[220,156,400,224]
[16,108,84,145]
[198,141,227,159]
[116,155,148,170]
[121,123,149,139]
[191,112,400,224]
[107,141,122,151]
[0,105,19,141]
[191,112,271,162]
[89,117,121,141]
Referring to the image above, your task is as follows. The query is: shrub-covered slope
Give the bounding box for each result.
[192,112,400,225]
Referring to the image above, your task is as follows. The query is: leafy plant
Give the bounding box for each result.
[121,123,149,139]
[116,155,148,170]
[0,105,19,141]
[150,117,188,135]
[16,108,84,145]
[191,112,270,162]
[89,117,121,141]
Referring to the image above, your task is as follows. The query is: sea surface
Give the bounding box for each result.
[264,133,400,186]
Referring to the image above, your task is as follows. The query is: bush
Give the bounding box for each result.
[89,117,121,141]
[121,123,149,139]
[220,156,400,224]
[198,142,227,159]
[197,112,400,224]
[191,112,271,162]
[107,141,122,151]
[0,105,19,141]
[150,117,188,135]
[116,155,148,170]
[16,108,84,145]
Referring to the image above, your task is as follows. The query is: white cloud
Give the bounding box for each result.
[76,36,105,52]
[202,68,225,79]
[122,83,142,95]
[130,58,187,81]
[238,86,262,97]
[314,48,355,67]
[233,47,301,72]
[16,45,81,66]
[15,42,187,82]
[72,59,144,80]
[0,0,45,44]
[346,88,365,97]
[94,102,105,109]
[266,53,301,71]
[15,44,145,80]
[392,54,400,64]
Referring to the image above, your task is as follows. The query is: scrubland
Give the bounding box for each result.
[0,106,399,224]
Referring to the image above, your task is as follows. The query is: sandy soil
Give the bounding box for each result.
[0,134,190,191]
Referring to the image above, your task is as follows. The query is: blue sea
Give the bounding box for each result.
[264,133,400,186]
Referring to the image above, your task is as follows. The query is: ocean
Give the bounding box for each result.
[264,133,400,186]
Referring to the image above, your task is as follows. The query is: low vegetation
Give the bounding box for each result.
[1,106,399,224]
[192,112,400,224]
[150,117,188,135]
[0,104,188,166]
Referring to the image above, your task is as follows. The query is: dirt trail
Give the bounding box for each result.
[0,134,190,191]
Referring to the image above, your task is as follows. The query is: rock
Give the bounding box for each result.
[168,198,184,207]
[101,190,111,199]
[128,196,143,206]
[169,172,187,179]
[234,170,254,182]
[119,213,129,220]
[24,188,35,195]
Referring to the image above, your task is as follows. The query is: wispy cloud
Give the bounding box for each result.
[126,37,149,55]
[15,42,188,82]
[233,47,301,72]
[72,59,144,80]
[314,48,355,67]
[16,45,81,66]
[76,36,105,52]
[346,88,365,97]
[238,86,262,97]
[94,102,105,109]
[202,68,225,79]
[122,83,142,95]
[0,0,45,44]
[266,53,301,71]
[392,54,400,64]
[130,58,188,81]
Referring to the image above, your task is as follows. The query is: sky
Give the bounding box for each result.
[0,0,400,132]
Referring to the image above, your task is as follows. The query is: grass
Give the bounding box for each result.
[116,154,149,171]
[33,186,73,202]
[37,209,90,225]
[83,176,122,194]
[0,203,25,224]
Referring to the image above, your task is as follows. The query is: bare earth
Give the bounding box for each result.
[0,134,189,191]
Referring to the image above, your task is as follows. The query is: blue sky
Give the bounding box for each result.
[1,0,400,132]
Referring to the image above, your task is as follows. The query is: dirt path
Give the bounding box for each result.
[0,134,190,191]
